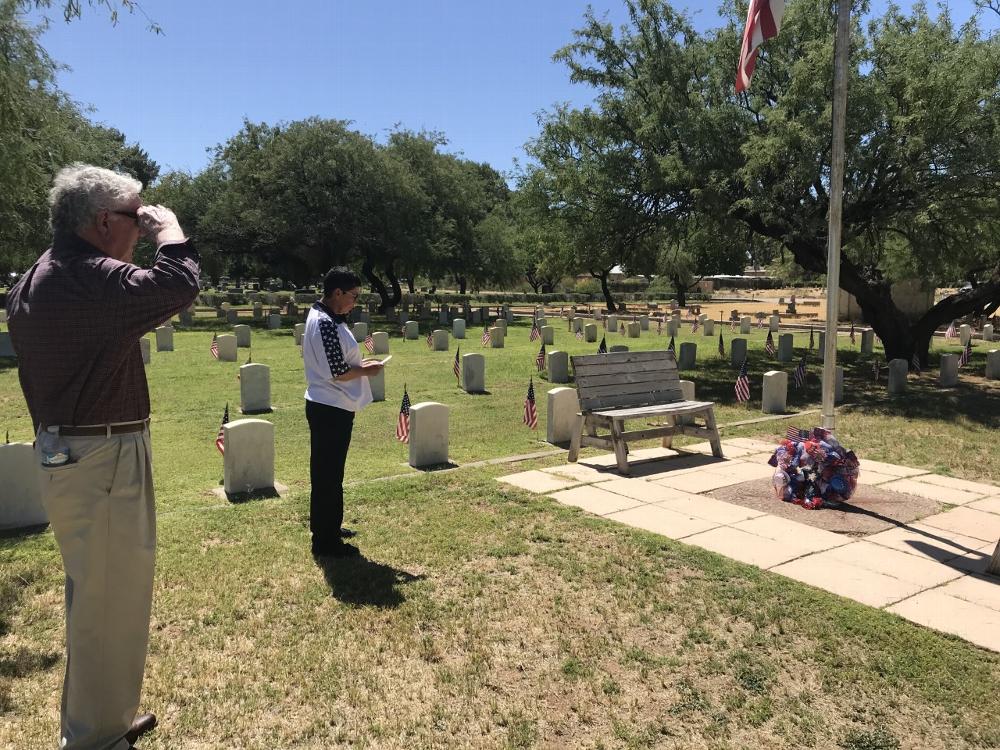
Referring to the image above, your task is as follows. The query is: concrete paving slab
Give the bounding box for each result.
[907,473,999,496]
[606,504,719,540]
[858,470,899,485]
[865,523,987,563]
[683,441,755,457]
[684,526,815,568]
[968,496,1000,516]
[919,507,1000,544]
[880,478,986,506]
[626,447,682,461]
[856,460,929,478]
[544,462,614,483]
[594,478,692,503]
[655,495,765,525]
[937,574,1000,612]
[653,470,751,494]
[820,541,963,588]
[888,589,1000,652]
[771,554,924,608]
[498,470,581,493]
[724,438,778,452]
[951,543,999,576]
[548,485,645,516]
[704,460,775,480]
[732,515,850,553]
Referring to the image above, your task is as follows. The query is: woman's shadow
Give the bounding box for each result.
[315,553,423,608]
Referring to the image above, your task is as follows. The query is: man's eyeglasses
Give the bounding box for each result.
[111,210,140,223]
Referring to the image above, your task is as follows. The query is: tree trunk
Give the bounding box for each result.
[406,277,415,294]
[362,255,391,312]
[384,262,402,308]
[672,273,687,308]
[592,269,616,312]
[525,270,542,294]
[458,277,467,294]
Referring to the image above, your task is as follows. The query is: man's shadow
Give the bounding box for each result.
[315,553,424,608]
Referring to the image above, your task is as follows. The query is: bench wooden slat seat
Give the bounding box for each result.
[568,350,723,474]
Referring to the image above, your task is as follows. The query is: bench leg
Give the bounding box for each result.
[661,415,676,449]
[704,408,724,458]
[611,419,630,474]
[567,414,585,463]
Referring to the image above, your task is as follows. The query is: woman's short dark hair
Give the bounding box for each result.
[323,267,363,297]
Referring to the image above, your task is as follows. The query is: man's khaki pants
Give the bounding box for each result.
[37,428,155,750]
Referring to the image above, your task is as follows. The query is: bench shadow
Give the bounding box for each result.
[0,523,49,540]
[315,553,424,608]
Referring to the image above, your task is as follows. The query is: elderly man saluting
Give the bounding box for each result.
[7,164,200,749]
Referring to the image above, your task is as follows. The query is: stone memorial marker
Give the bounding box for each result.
[369,367,385,402]
[547,350,569,383]
[432,329,449,351]
[0,442,47,530]
[493,318,507,333]
[627,321,640,338]
[983,323,994,342]
[939,353,959,387]
[240,363,271,414]
[226,309,239,324]
[404,321,420,340]
[293,323,305,345]
[452,318,466,339]
[703,319,715,336]
[584,323,597,342]
[398,309,408,325]
[740,316,752,334]
[216,333,238,362]
[986,349,1000,380]
[371,331,389,354]
[677,380,696,425]
[730,337,747,368]
[470,309,482,325]
[268,313,282,330]
[408,402,449,468]
[140,337,151,365]
[461,353,485,393]
[358,310,371,324]
[678,342,697,369]
[352,322,369,342]
[223,418,275,497]
[252,302,264,321]
[667,319,680,337]
[887,358,908,394]
[860,329,874,355]
[573,317,585,334]
[489,326,505,348]
[546,386,580,444]
[609,345,629,353]
[536,316,547,329]
[960,324,972,346]
[777,333,794,362]
[607,315,618,332]
[154,325,173,352]
[762,371,787,414]
[541,325,555,345]
[179,310,194,326]
[233,324,251,348]
[439,309,449,324]
[769,314,780,332]
[287,302,298,317]
[639,315,649,331]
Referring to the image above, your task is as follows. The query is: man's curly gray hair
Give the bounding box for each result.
[49,163,143,236]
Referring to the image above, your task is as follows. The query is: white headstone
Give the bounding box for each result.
[223,418,275,496]
[462,353,485,393]
[986,349,1000,380]
[252,303,263,320]
[293,323,305,345]
[939,353,959,387]
[762,370,787,414]
[677,380,696,425]
[546,387,580,444]
[541,325,555,345]
[730,338,747,368]
[887,358,908,394]
[777,333,794,362]
[154,326,173,352]
[639,315,649,331]
[547,350,569,383]
[0,443,47,530]
[452,319,466,339]
[371,331,390,354]
[960,324,972,346]
[432,329,449,351]
[233,324,251,348]
[226,309,239,324]
[536,316,547,329]
[627,321,640,338]
[703,319,715,337]
[494,318,508,333]
[860,329,874,355]
[216,333,238,362]
[740,316,752,335]
[350,322,367,342]
[678,342,697,369]
[983,324,994,342]
[140,337,150,365]
[769,315,780,332]
[584,323,597,342]
[240,363,271,413]
[268,314,282,330]
[489,326,505,348]
[369,366,385,402]
[607,315,618,332]
[404,321,420,340]
[667,319,680,337]
[408,402,449,468]
[178,310,194,326]
[573,317,585,333]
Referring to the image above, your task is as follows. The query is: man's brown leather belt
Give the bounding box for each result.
[59,421,148,437]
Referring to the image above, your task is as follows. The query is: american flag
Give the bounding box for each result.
[730,319,737,332]
[657,319,662,335]
[946,321,957,339]
[735,0,784,93]
[785,426,807,442]
[210,333,219,359]
[453,346,461,382]
[764,330,775,356]
[691,317,699,334]
[667,335,675,353]
[757,317,765,329]
[911,352,921,373]
[809,328,815,349]
[536,343,546,371]
[364,333,375,353]
[873,358,880,383]
[395,387,411,443]
[602,316,607,329]
[215,403,228,454]
[735,358,751,403]
[529,323,540,342]
[959,340,972,367]
[523,378,538,429]
[481,325,491,347]
[575,328,584,341]
[718,332,725,357]
[793,355,807,388]
[849,322,856,346]
[426,331,433,348]
[598,335,607,354]
[620,320,626,335]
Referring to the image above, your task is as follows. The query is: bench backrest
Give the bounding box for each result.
[571,350,684,412]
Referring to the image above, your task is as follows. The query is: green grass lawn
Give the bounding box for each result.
[2,315,999,748]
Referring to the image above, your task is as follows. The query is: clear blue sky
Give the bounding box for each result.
[29,0,994,179]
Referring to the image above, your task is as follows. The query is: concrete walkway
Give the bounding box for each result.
[497,438,1000,652]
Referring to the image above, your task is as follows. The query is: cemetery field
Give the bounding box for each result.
[2,318,1000,747]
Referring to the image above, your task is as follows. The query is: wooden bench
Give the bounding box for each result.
[567,350,723,474]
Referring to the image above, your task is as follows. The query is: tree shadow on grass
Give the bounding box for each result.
[316,553,424,608]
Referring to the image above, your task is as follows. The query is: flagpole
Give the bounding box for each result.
[821,0,851,431]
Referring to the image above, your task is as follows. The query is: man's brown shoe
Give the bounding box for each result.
[124,713,157,747]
